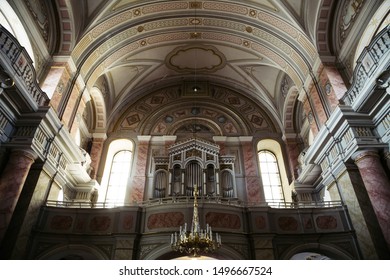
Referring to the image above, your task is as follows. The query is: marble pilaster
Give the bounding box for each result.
[352,150,390,250]
[322,64,347,104]
[240,137,263,203]
[0,149,36,243]
[284,137,302,180]
[89,137,106,179]
[130,136,151,203]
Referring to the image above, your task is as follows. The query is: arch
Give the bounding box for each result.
[142,243,246,260]
[89,86,107,131]
[35,244,108,260]
[278,242,354,260]
[282,85,300,133]
[290,252,331,260]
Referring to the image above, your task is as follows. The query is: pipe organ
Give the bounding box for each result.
[153,138,236,198]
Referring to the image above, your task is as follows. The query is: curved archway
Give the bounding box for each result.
[36,244,108,260]
[143,243,246,260]
[290,252,331,260]
[279,242,354,260]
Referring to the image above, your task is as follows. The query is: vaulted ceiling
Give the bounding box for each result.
[28,0,340,137]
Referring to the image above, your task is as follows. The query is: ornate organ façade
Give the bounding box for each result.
[153,138,236,199]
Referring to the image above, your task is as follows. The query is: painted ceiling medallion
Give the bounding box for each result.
[166,45,226,73]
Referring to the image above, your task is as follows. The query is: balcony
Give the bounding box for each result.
[27,197,360,259]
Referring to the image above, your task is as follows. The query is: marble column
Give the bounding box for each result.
[213,136,227,155]
[89,136,106,179]
[352,150,390,249]
[322,64,348,110]
[284,137,302,180]
[240,137,263,203]
[0,149,36,243]
[130,136,150,203]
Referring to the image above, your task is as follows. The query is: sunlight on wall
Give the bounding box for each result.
[0,1,36,66]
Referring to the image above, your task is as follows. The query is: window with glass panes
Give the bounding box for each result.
[105,150,132,204]
[258,150,284,203]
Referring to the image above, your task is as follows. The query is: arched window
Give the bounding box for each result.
[258,150,284,204]
[100,139,133,206]
[105,150,132,204]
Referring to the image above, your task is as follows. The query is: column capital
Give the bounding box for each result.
[91,132,107,140]
[9,148,39,162]
[352,149,379,163]
[137,135,151,143]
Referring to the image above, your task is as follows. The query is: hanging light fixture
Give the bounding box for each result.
[171,184,221,257]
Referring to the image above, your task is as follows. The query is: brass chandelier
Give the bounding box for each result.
[171,184,221,257]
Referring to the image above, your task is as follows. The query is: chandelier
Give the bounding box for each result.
[171,184,221,257]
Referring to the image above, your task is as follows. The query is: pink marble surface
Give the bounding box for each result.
[285,138,301,179]
[0,150,35,241]
[122,214,134,230]
[309,85,327,128]
[323,65,347,100]
[316,215,337,229]
[63,86,80,129]
[134,142,148,177]
[278,216,298,231]
[50,215,73,230]
[205,212,241,229]
[130,176,146,202]
[354,150,390,247]
[255,215,266,229]
[89,216,111,231]
[131,142,150,202]
[242,142,257,176]
[303,217,313,229]
[89,138,105,179]
[241,142,263,202]
[303,99,319,136]
[246,176,263,202]
[147,212,184,229]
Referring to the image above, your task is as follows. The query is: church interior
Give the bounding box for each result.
[0,0,389,260]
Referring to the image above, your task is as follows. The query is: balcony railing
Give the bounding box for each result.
[45,197,343,209]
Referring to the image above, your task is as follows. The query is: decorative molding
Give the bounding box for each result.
[0,26,49,107]
[341,26,390,110]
